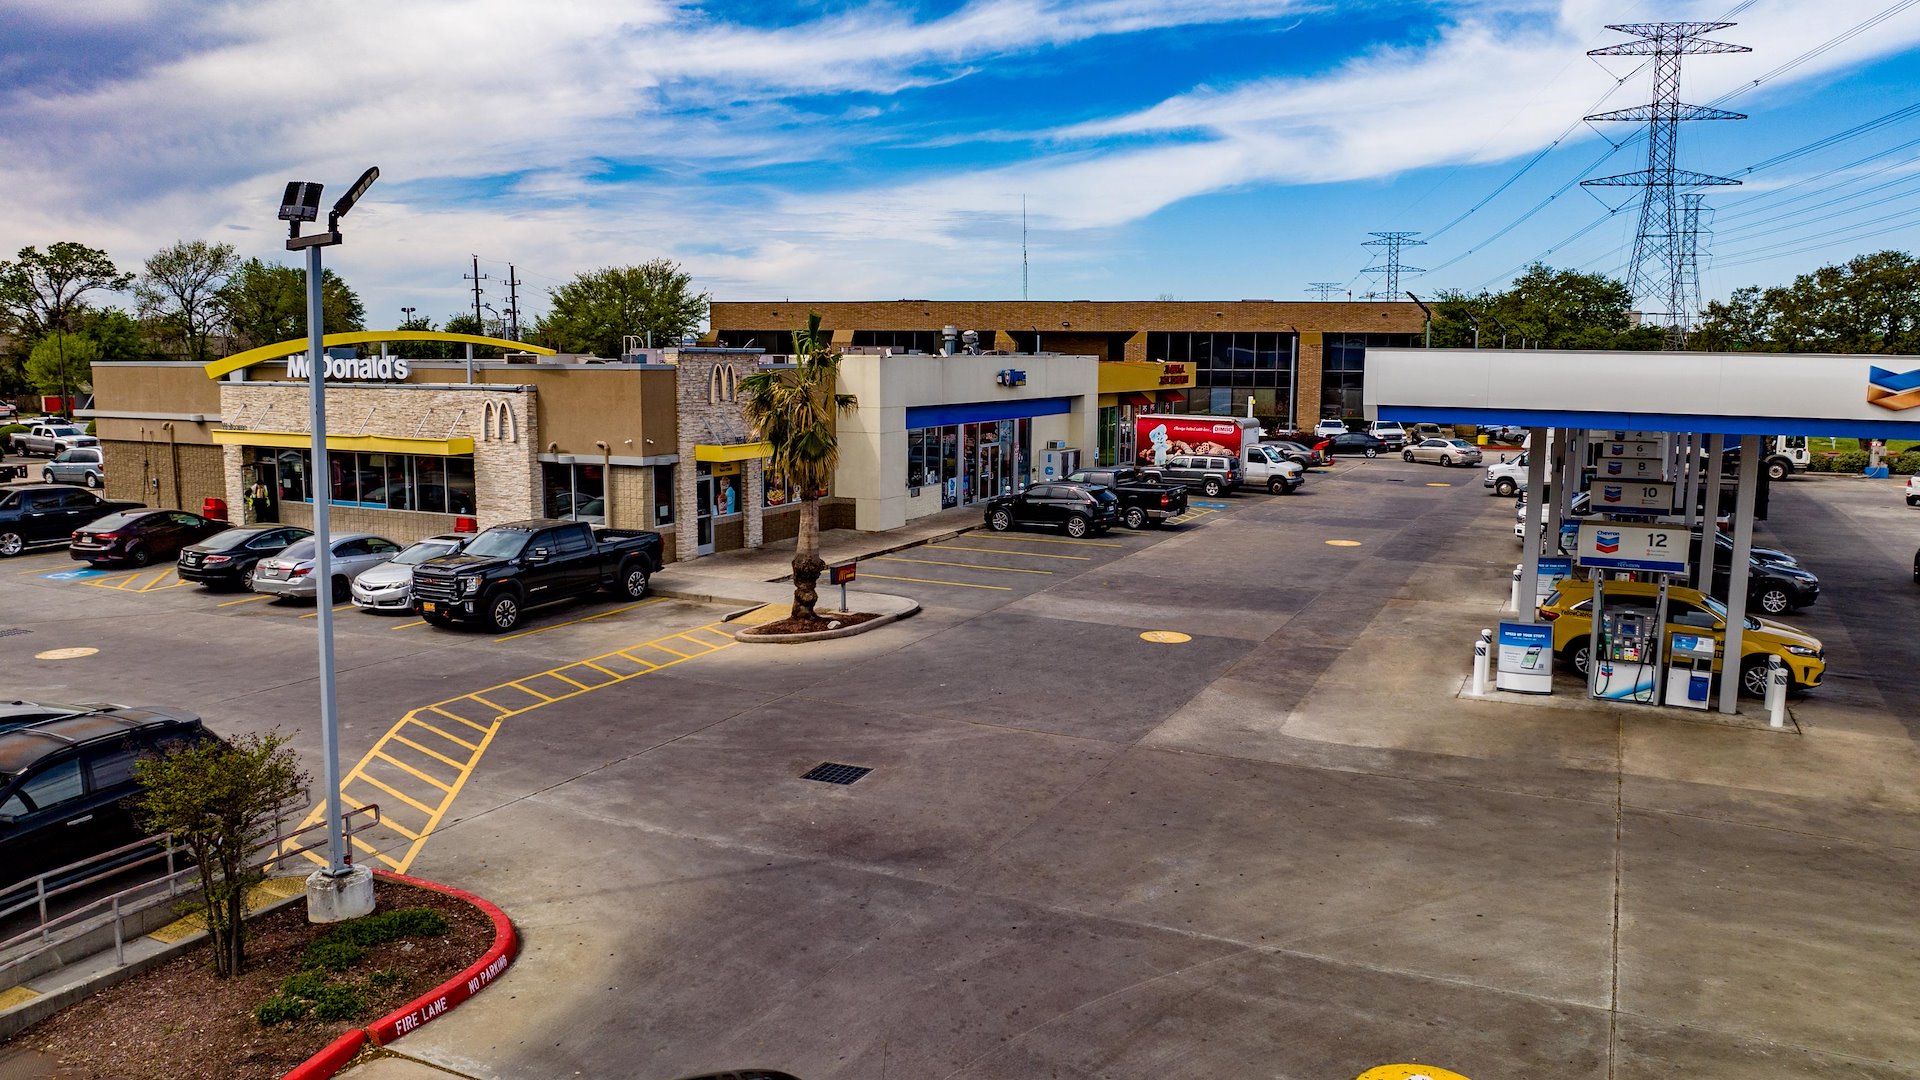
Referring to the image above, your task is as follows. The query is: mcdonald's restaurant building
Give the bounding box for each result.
[85,335,1142,557]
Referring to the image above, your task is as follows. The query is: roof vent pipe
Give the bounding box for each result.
[942,325,958,356]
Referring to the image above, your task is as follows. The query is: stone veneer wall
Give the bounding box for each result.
[670,351,767,561]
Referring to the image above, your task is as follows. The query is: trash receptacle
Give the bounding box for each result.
[455,515,479,533]
[203,497,229,521]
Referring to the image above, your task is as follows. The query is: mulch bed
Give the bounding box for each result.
[739,609,881,636]
[5,878,493,1080]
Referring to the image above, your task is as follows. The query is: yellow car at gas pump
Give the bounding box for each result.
[1537,579,1825,697]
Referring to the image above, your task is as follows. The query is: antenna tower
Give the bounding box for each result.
[1308,282,1342,301]
[1362,232,1425,296]
[1581,22,1748,349]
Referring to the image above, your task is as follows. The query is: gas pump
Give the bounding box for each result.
[1587,575,1668,703]
[1664,632,1717,710]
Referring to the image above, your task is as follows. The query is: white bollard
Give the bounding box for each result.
[1767,654,1789,728]
[1472,636,1491,696]
[1508,564,1522,612]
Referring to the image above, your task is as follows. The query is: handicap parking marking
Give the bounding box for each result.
[40,568,106,581]
[79,566,190,592]
[1192,501,1232,509]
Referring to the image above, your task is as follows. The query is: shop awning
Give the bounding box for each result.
[210,430,475,455]
[1156,390,1186,405]
[693,441,773,463]
[1121,392,1154,408]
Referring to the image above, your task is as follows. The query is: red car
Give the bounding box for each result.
[71,509,229,567]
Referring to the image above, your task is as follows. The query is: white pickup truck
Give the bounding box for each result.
[8,423,97,457]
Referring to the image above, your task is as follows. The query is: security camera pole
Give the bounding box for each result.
[280,167,380,922]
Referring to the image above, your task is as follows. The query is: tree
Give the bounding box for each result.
[1429,264,1661,351]
[1693,250,1920,353]
[0,243,132,413]
[26,332,99,396]
[81,308,145,364]
[216,259,365,352]
[739,312,857,622]
[133,732,308,977]
[137,240,238,364]
[443,312,500,358]
[532,259,708,357]
[391,312,453,359]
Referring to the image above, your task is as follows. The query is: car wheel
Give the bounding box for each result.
[41,469,53,483]
[1767,460,1789,482]
[330,576,350,604]
[1740,659,1770,699]
[620,563,651,598]
[1268,478,1287,494]
[1064,513,1090,538]
[1441,456,1454,467]
[486,592,522,632]
[1562,642,1591,678]
[1363,448,1378,458]
[989,509,1012,531]
[1201,478,1223,497]
[1123,506,1147,530]
[1756,586,1791,615]
[84,472,101,489]
[126,544,151,568]
[1495,478,1518,497]
[0,531,22,557]
[1402,451,1414,462]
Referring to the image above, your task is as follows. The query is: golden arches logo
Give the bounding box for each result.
[709,364,739,404]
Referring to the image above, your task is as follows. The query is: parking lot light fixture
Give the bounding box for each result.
[280,167,380,923]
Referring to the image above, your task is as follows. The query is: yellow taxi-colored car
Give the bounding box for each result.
[1538,579,1825,696]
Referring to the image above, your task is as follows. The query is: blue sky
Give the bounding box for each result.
[3,0,1919,330]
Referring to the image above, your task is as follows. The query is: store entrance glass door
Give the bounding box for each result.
[695,473,716,555]
[976,439,1004,501]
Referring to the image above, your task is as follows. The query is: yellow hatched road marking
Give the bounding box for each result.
[864,573,1012,591]
[876,555,1053,575]
[932,544,1090,560]
[294,615,762,873]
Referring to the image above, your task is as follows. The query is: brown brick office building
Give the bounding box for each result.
[708,300,1425,429]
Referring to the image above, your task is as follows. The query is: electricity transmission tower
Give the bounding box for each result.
[1676,193,1709,337]
[1308,282,1342,301]
[1582,22,1748,348]
[1362,232,1425,296]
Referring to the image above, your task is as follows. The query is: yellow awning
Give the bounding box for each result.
[693,442,773,462]
[203,331,555,379]
[211,430,476,456]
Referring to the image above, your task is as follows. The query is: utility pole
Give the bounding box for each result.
[1362,232,1425,296]
[1021,195,1029,302]
[464,256,489,330]
[504,264,522,341]
[1308,282,1342,301]
[1582,22,1747,350]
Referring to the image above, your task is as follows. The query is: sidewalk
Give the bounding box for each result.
[653,503,980,608]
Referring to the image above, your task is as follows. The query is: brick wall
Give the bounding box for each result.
[1295,333,1324,428]
[763,505,802,544]
[100,439,226,514]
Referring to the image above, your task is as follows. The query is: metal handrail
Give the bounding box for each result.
[0,802,380,980]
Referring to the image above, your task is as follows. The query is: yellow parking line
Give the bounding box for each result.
[932,545,1091,561]
[390,619,426,630]
[390,733,468,770]
[354,771,438,816]
[580,660,621,678]
[373,750,456,792]
[548,671,591,691]
[980,534,1125,548]
[863,573,1013,591]
[876,556,1053,575]
[139,570,189,592]
[507,682,556,702]
[493,597,665,642]
[299,603,355,620]
[645,640,693,659]
[217,593,272,607]
[409,719,479,752]
[425,706,494,735]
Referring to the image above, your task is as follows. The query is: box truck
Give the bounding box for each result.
[1133,415,1262,467]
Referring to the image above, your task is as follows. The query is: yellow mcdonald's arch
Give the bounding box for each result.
[201,331,555,380]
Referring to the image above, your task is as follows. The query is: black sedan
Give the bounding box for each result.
[985,481,1121,538]
[70,509,229,567]
[1325,432,1391,458]
[177,524,314,590]
[0,485,143,557]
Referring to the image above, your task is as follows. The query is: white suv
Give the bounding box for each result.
[1368,421,1407,451]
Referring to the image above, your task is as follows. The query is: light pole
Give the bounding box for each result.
[400,305,416,326]
[1405,292,1433,349]
[279,167,380,923]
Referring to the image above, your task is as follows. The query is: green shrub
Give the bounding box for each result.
[0,424,24,438]
[367,968,404,990]
[1892,452,1920,475]
[1832,450,1871,473]
[325,907,448,948]
[300,939,367,972]
[279,970,330,1000]
[254,995,311,1025]
[1805,454,1836,473]
[309,984,368,1023]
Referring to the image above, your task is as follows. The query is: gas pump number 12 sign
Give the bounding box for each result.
[1575,521,1690,574]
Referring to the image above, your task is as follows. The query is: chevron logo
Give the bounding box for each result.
[1868,366,1920,410]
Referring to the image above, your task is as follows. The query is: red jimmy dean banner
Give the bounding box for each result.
[1134,415,1254,466]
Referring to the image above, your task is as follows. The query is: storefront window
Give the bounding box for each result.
[654,464,674,525]
[542,461,605,523]
[712,470,740,516]
[764,469,797,508]
[256,448,475,513]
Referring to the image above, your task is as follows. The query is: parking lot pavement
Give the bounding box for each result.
[12,459,1920,1079]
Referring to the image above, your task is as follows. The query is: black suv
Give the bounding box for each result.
[0,485,143,558]
[0,707,213,890]
[1149,454,1243,497]
[984,481,1120,537]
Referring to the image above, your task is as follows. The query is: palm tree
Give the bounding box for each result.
[739,312,857,621]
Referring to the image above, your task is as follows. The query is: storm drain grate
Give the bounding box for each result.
[0,629,31,639]
[800,762,872,785]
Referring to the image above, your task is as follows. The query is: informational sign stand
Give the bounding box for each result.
[1535,556,1573,602]
[1495,621,1554,694]
[829,562,857,611]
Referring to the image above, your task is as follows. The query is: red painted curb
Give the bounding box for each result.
[277,870,519,1080]
[364,869,519,1046]
[281,1030,366,1080]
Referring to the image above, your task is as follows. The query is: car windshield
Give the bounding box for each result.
[463,530,529,559]
[1448,440,1473,448]
[45,426,83,437]
[278,539,317,561]
[394,540,460,565]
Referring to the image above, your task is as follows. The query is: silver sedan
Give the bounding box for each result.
[351,533,471,613]
[1403,438,1484,467]
[252,533,403,603]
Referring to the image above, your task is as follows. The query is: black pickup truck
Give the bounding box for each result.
[1065,467,1190,529]
[410,518,663,632]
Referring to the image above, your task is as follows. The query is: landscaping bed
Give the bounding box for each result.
[5,878,492,1080]
[738,609,880,636]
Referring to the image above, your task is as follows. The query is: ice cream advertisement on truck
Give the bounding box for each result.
[1134,416,1261,466]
